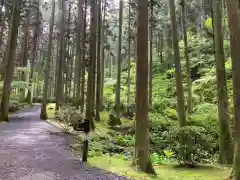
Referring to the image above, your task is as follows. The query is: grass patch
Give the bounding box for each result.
[88,155,230,180]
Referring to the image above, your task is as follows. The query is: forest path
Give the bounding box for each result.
[0,105,129,180]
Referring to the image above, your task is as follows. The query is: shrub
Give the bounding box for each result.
[149,113,176,154]
[112,102,125,114]
[152,98,175,113]
[148,111,218,165]
[55,105,84,132]
[167,126,215,166]
[102,93,114,111]
[122,103,135,119]
[165,68,175,79]
[107,113,122,126]
[88,141,105,157]
[163,108,178,120]
[114,134,134,147]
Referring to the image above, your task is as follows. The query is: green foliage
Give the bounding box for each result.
[193,76,217,103]
[99,28,234,168]
[151,98,175,113]
[151,152,166,165]
[55,105,84,132]
[165,69,175,79]
[163,108,178,120]
[204,18,212,30]
[169,126,216,166]
[114,134,134,147]
[88,141,105,157]
[107,113,122,126]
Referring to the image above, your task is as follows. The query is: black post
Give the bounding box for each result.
[82,133,89,162]
[78,119,90,162]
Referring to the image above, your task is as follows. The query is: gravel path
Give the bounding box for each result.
[0,105,130,180]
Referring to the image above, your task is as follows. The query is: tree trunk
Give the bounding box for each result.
[68,42,75,97]
[26,0,40,104]
[75,0,84,103]
[169,0,187,163]
[54,37,60,97]
[0,0,20,122]
[133,0,155,174]
[213,0,233,165]
[100,0,107,108]
[64,2,72,99]
[80,0,87,113]
[19,15,30,100]
[55,0,65,111]
[181,0,192,113]
[114,0,123,125]
[226,0,240,178]
[127,0,131,106]
[148,1,153,106]
[86,0,97,130]
[95,0,102,121]
[40,0,55,120]
[20,17,30,73]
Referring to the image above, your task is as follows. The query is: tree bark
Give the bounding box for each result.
[80,0,87,113]
[86,0,97,130]
[0,0,20,122]
[148,1,153,106]
[226,0,240,178]
[55,0,65,110]
[181,0,192,113]
[133,0,155,174]
[40,0,55,120]
[213,0,233,165]
[64,1,72,98]
[26,0,40,104]
[100,0,107,108]
[114,0,123,124]
[75,0,84,103]
[95,0,102,121]
[127,0,131,106]
[169,0,187,163]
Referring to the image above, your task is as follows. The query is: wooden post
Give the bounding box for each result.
[78,118,90,162]
[82,133,89,162]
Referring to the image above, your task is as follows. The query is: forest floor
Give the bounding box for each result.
[0,105,128,180]
[46,103,231,180]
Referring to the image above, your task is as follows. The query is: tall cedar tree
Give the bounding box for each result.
[226,0,240,178]
[0,0,20,122]
[134,0,155,174]
[86,0,97,129]
[169,0,187,163]
[40,0,55,120]
[114,0,123,125]
[213,0,233,165]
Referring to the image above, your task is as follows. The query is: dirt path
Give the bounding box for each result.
[0,105,129,180]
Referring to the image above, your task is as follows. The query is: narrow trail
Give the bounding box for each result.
[0,105,129,180]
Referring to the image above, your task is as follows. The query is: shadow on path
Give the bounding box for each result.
[0,105,130,180]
